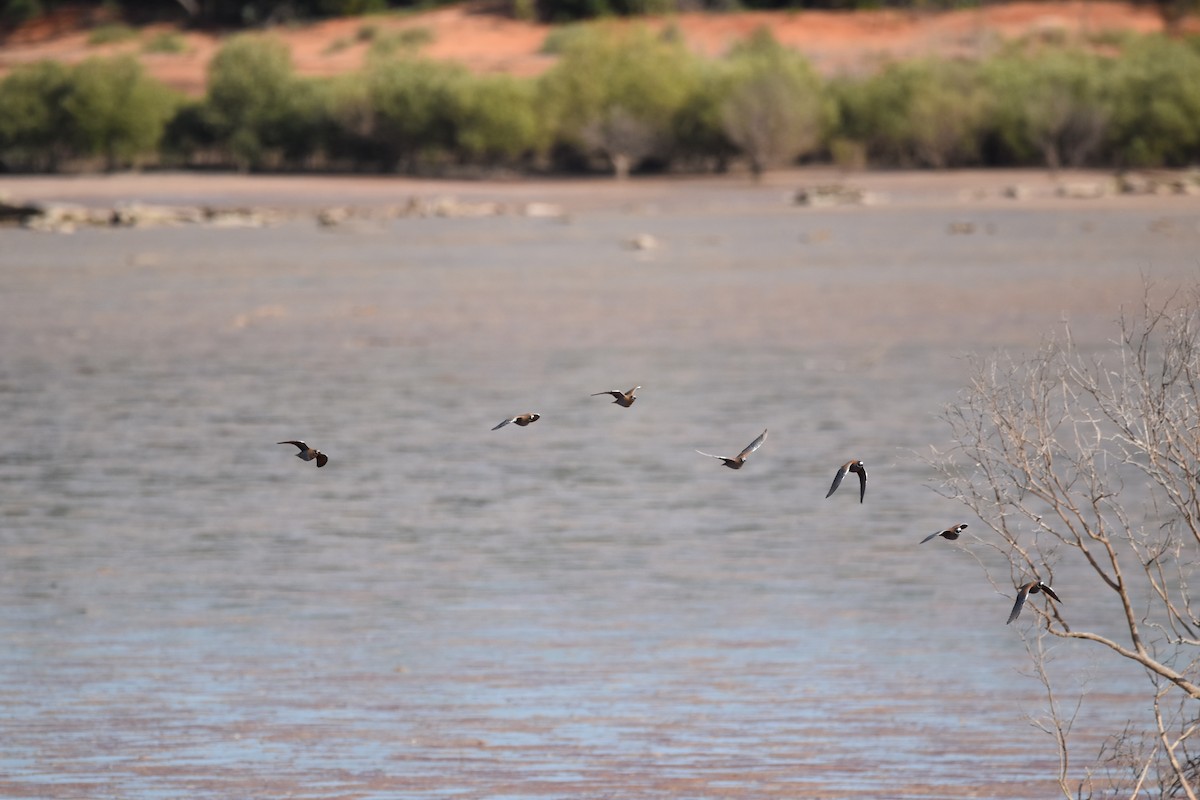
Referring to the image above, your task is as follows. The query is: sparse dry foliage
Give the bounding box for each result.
[932,285,1200,798]
[718,28,828,177]
[580,106,660,180]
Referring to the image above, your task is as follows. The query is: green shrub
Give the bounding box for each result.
[906,61,990,167]
[1105,36,1200,166]
[142,31,189,54]
[364,56,469,170]
[452,73,546,164]
[669,58,738,170]
[539,22,594,55]
[317,0,388,14]
[309,74,372,168]
[87,23,138,46]
[204,34,310,169]
[719,27,833,175]
[537,25,703,175]
[1,0,44,24]
[161,100,222,164]
[368,26,435,59]
[0,60,74,170]
[981,49,1112,168]
[62,55,181,169]
[834,58,988,167]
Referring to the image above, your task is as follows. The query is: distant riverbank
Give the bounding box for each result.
[2,168,1198,226]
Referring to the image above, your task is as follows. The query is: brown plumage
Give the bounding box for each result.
[825,459,867,503]
[279,440,328,468]
[1007,580,1062,624]
[921,523,969,544]
[591,385,640,408]
[492,413,541,431]
[696,429,767,470]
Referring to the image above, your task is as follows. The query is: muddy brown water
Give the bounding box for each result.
[2,172,1198,798]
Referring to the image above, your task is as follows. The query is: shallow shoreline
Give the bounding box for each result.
[2,167,1198,216]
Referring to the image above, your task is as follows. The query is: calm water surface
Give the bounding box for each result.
[2,178,1198,798]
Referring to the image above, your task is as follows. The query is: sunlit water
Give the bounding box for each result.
[2,178,1198,798]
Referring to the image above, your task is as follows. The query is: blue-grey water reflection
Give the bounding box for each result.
[2,178,1197,798]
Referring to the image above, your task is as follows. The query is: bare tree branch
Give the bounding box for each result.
[929,284,1200,795]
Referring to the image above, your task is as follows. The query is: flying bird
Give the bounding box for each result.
[696,429,767,470]
[825,460,867,503]
[591,386,640,408]
[492,412,541,431]
[921,523,969,544]
[278,440,328,468]
[1006,580,1062,624]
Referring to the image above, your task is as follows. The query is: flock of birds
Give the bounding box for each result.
[279,383,1062,626]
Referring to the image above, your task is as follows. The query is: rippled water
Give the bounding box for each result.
[2,177,1198,798]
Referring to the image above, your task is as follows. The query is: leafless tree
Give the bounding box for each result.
[931,286,1200,798]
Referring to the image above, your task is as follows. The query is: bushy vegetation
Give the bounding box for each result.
[3,24,1200,175]
[718,27,834,176]
[86,22,138,45]
[3,0,1197,28]
[0,56,180,170]
[537,26,703,176]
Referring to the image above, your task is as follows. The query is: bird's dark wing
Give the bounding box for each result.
[1040,584,1061,603]
[920,531,942,544]
[591,391,619,399]
[826,463,849,498]
[696,450,727,461]
[279,440,307,452]
[492,418,514,430]
[315,452,329,468]
[1007,584,1033,624]
[738,429,768,460]
[855,465,867,503]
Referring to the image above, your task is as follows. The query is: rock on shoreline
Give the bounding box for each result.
[0,194,569,233]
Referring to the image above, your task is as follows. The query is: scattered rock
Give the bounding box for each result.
[317,206,352,227]
[203,207,277,227]
[4,192,576,233]
[521,202,566,219]
[1003,184,1034,201]
[1056,180,1112,199]
[0,197,44,225]
[794,184,882,207]
[428,196,503,218]
[626,233,659,251]
[1117,170,1200,196]
[111,203,203,227]
[21,202,108,231]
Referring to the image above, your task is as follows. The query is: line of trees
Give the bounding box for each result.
[2,25,1200,175]
[3,0,1198,27]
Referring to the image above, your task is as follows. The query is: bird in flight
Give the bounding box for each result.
[921,523,969,543]
[1006,580,1062,624]
[696,429,768,470]
[591,386,640,408]
[278,440,328,468]
[825,460,867,503]
[492,412,541,430]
